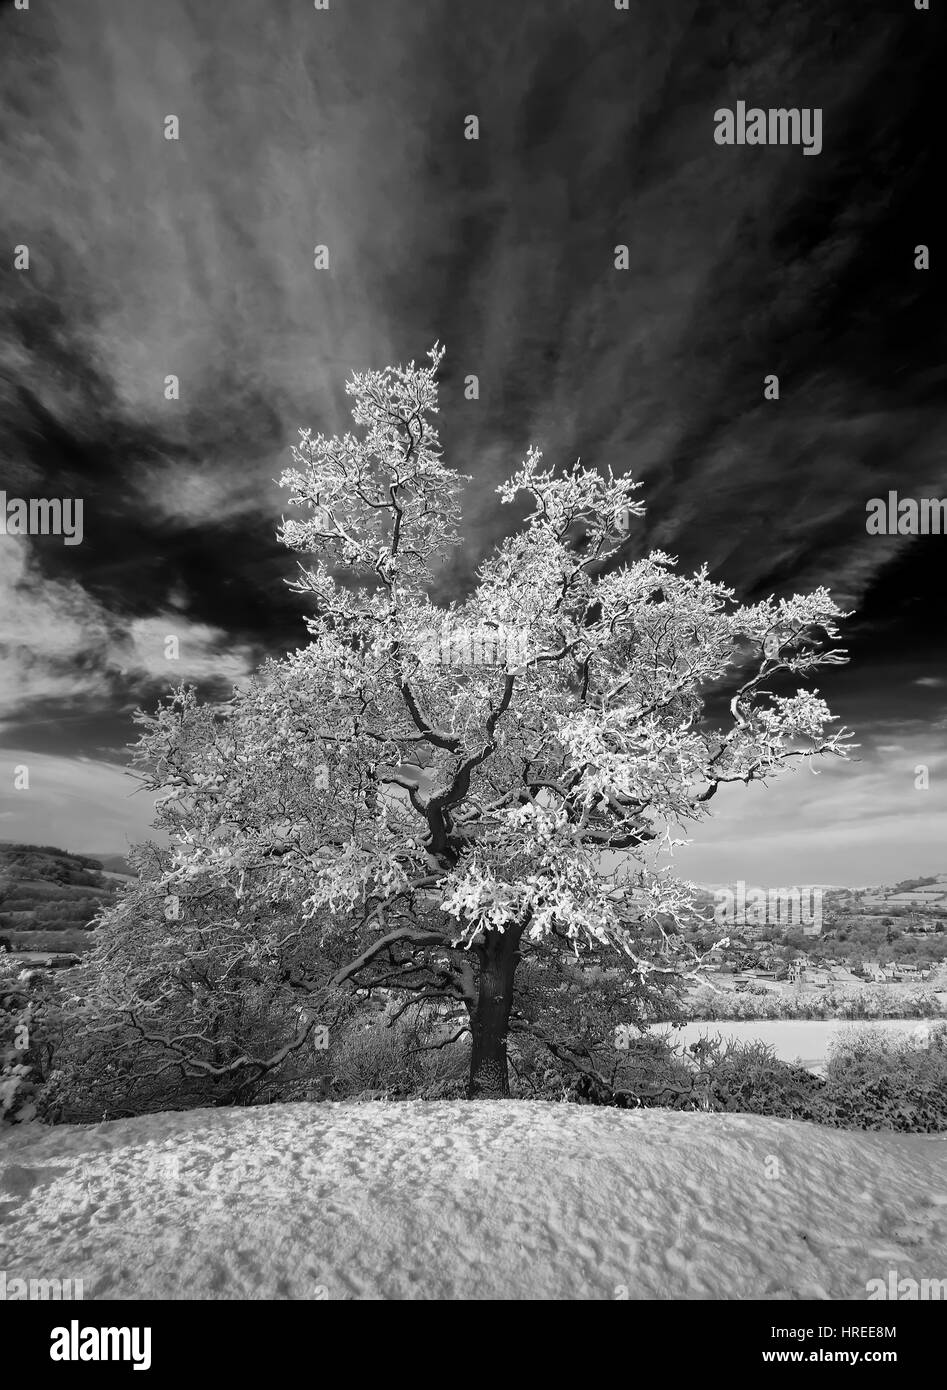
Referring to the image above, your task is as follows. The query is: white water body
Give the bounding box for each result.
[655,1018,942,1074]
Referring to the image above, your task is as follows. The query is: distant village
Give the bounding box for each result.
[690,872,947,994]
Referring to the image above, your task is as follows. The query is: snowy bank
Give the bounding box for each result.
[1,1101,945,1300]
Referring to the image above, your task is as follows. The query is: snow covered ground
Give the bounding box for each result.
[1,1101,945,1300]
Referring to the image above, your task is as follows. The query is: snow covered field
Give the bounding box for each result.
[1,1101,945,1300]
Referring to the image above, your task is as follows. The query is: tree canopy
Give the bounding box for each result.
[89,346,854,1099]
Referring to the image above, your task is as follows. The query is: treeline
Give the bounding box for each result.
[785,918,947,967]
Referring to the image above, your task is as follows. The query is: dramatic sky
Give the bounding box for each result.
[1,0,944,883]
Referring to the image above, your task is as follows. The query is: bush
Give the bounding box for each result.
[0,955,64,1123]
[45,986,470,1122]
[692,1038,824,1118]
[515,1028,703,1109]
[536,1028,947,1133]
[818,1023,947,1131]
[322,1004,469,1101]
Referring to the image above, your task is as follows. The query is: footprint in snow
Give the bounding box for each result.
[878,1196,947,1249]
[0,1163,67,1198]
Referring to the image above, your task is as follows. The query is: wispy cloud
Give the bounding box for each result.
[0,750,158,854]
[675,737,947,885]
[0,541,254,739]
[0,0,943,865]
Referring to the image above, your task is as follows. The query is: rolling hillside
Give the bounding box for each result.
[0,842,126,955]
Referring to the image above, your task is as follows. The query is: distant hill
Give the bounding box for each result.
[695,873,947,898]
[855,873,947,911]
[0,842,126,954]
[90,853,134,877]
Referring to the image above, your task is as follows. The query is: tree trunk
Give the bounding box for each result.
[467,928,521,1099]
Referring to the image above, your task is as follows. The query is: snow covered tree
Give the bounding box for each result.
[94,346,854,1100]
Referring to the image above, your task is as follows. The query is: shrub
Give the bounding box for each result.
[694,1038,822,1118]
[517,1028,702,1109]
[324,1005,469,1101]
[538,1027,947,1132]
[0,955,63,1123]
[818,1023,947,1131]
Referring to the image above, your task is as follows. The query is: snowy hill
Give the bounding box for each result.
[1,1102,945,1300]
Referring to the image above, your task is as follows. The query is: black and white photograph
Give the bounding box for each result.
[1,0,945,1349]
